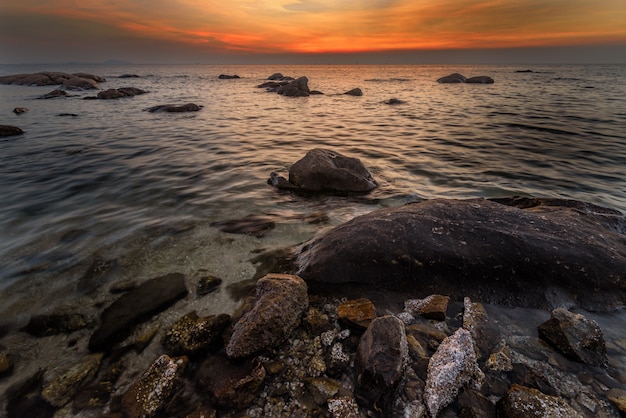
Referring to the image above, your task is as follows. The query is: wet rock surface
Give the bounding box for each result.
[269,148,378,194]
[296,197,626,312]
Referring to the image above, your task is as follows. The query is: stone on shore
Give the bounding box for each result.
[161,311,230,356]
[96,87,147,99]
[404,294,450,321]
[121,354,188,418]
[497,384,583,418]
[146,103,202,113]
[355,315,408,412]
[295,197,626,312]
[268,148,378,194]
[0,125,24,137]
[538,308,608,367]
[226,274,308,358]
[23,310,93,336]
[338,298,376,329]
[88,273,188,352]
[424,328,484,417]
[344,88,363,96]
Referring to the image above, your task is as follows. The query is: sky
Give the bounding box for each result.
[1,0,626,64]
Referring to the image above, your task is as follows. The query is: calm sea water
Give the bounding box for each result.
[1,64,626,403]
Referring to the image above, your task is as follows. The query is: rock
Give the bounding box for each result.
[405,294,450,321]
[88,272,188,352]
[121,354,188,418]
[62,76,100,90]
[197,275,222,295]
[0,125,24,137]
[146,103,202,112]
[0,72,102,89]
[161,311,230,356]
[463,297,501,358]
[77,256,117,294]
[269,148,378,194]
[466,76,494,84]
[96,87,147,99]
[538,308,608,367]
[344,88,363,96]
[486,345,514,372]
[497,384,583,418]
[295,198,626,312]
[42,353,103,407]
[384,98,405,105]
[196,354,266,409]
[424,328,485,417]
[305,377,341,405]
[268,72,286,80]
[12,107,28,114]
[328,396,365,418]
[119,74,140,78]
[607,388,626,415]
[304,307,332,335]
[276,76,311,97]
[355,315,408,412]
[337,298,376,329]
[226,273,308,358]
[72,72,106,83]
[0,352,13,377]
[23,311,93,336]
[210,214,275,237]
[58,113,78,117]
[218,74,240,79]
[437,73,467,83]
[258,80,289,89]
[39,89,69,99]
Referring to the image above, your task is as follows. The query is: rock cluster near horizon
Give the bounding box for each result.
[437,73,494,84]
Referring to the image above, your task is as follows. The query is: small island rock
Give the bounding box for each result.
[0,125,24,137]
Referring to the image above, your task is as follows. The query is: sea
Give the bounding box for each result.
[1,64,625,396]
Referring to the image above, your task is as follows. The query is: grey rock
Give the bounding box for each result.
[146,103,202,112]
[0,72,103,89]
[0,125,24,137]
[39,89,69,99]
[96,87,147,99]
[437,73,467,83]
[226,274,308,358]
[276,76,311,97]
[466,76,495,84]
[538,308,608,367]
[497,384,583,418]
[12,107,28,114]
[295,198,626,312]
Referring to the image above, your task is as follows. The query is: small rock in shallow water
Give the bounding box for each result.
[0,125,24,137]
[161,311,230,356]
[42,353,103,407]
[344,87,363,96]
[12,107,28,114]
[197,275,223,295]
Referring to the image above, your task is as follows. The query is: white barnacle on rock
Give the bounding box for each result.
[424,328,484,417]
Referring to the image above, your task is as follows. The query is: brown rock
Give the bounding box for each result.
[607,388,626,416]
[344,88,363,96]
[497,384,583,418]
[161,311,230,356]
[0,125,24,137]
[42,353,103,407]
[12,107,28,114]
[0,352,13,377]
[338,298,376,329]
[405,294,450,321]
[437,73,467,83]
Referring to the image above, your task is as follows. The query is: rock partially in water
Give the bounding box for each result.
[497,384,583,418]
[161,311,230,356]
[355,315,408,412]
[95,87,147,99]
[38,89,69,99]
[269,148,378,194]
[218,74,240,79]
[88,273,188,352]
[12,107,28,114]
[226,274,308,358]
[424,328,484,417]
[23,310,94,337]
[437,73,467,83]
[383,98,405,105]
[466,76,495,84]
[538,308,608,367]
[195,354,266,409]
[121,354,188,418]
[197,275,223,295]
[405,294,450,321]
[337,298,376,329]
[146,103,202,113]
[0,72,103,89]
[344,87,363,96]
[0,125,24,137]
[296,198,626,312]
[276,76,311,97]
[41,353,103,407]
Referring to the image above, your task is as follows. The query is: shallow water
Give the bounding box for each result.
[0,64,625,401]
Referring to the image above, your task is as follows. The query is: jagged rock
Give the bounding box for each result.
[424,328,485,417]
[41,353,103,407]
[344,88,363,96]
[295,198,626,312]
[121,354,188,418]
[328,396,365,418]
[305,377,341,405]
[405,294,450,321]
[161,311,230,356]
[269,148,378,194]
[147,103,202,113]
[0,125,24,137]
[218,74,240,79]
[226,274,308,358]
[355,315,408,412]
[463,297,501,358]
[12,107,28,114]
[88,273,188,352]
[497,384,583,418]
[196,354,266,409]
[304,307,332,335]
[437,73,467,83]
[486,345,514,372]
[275,76,311,97]
[458,388,497,418]
[337,298,376,329]
[538,308,608,367]
[96,87,147,99]
[466,76,494,84]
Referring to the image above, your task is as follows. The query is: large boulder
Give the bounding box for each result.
[497,384,583,418]
[268,148,378,194]
[226,274,308,358]
[0,72,102,89]
[295,198,626,311]
[96,87,147,99]
[437,73,467,83]
[276,76,311,97]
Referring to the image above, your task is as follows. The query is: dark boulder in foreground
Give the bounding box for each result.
[88,273,188,352]
[295,197,626,311]
[146,103,202,113]
[437,73,494,84]
[268,148,378,194]
[0,125,24,137]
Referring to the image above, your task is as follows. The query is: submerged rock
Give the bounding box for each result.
[0,125,24,137]
[121,354,188,417]
[23,311,93,337]
[268,148,378,194]
[538,308,608,367]
[88,273,188,352]
[424,328,484,417]
[226,274,308,358]
[295,198,626,311]
[210,214,275,237]
[42,353,103,407]
[218,74,240,79]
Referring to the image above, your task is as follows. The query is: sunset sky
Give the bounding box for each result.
[1,0,626,64]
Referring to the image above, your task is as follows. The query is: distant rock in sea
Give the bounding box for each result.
[0,125,24,137]
[344,88,363,96]
[38,89,71,99]
[218,74,240,79]
[146,103,202,113]
[93,87,148,100]
[0,72,104,89]
[437,73,494,84]
[118,74,140,78]
[13,107,28,114]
